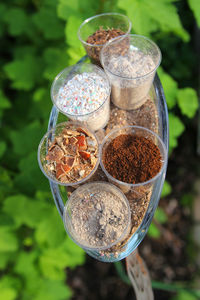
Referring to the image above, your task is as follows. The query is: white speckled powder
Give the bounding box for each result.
[56,72,110,131]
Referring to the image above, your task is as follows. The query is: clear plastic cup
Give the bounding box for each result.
[51,63,111,132]
[38,121,100,187]
[63,181,131,253]
[78,13,132,66]
[100,126,167,195]
[100,34,162,110]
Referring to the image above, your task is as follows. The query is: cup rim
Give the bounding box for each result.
[63,181,131,251]
[100,125,167,187]
[50,62,111,118]
[78,12,132,48]
[37,121,100,186]
[100,34,162,80]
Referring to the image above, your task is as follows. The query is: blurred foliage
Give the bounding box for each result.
[0,0,199,299]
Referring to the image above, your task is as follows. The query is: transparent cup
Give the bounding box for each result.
[100,126,167,196]
[63,181,131,257]
[38,121,100,187]
[51,63,111,132]
[100,34,162,110]
[78,13,132,66]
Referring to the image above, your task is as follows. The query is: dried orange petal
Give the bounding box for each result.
[46,145,64,163]
[76,135,87,151]
[79,151,91,160]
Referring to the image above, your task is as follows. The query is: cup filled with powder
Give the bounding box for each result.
[63,181,131,257]
[100,34,161,110]
[51,63,111,132]
[100,125,167,195]
[78,13,132,66]
[38,121,99,186]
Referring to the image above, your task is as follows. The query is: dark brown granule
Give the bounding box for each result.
[85,27,126,66]
[103,134,162,184]
[86,27,125,45]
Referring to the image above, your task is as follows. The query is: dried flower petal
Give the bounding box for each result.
[46,145,64,163]
[79,151,91,160]
[76,135,87,151]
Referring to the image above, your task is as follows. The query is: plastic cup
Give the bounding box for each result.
[51,63,111,132]
[78,13,132,66]
[100,125,167,195]
[100,34,162,110]
[63,181,131,252]
[38,121,100,187]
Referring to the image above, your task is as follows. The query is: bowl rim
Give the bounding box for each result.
[78,12,132,48]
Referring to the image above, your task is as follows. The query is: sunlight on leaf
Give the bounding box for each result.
[177,88,199,118]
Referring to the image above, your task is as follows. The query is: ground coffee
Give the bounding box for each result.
[103,134,162,184]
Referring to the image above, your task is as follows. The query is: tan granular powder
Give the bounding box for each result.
[69,190,130,248]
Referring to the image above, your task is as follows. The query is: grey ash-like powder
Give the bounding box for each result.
[106,47,156,110]
[64,183,130,249]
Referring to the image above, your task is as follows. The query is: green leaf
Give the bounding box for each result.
[0,227,18,252]
[43,48,68,81]
[168,113,185,153]
[65,15,83,47]
[0,4,6,37]
[0,167,13,202]
[67,46,86,65]
[161,180,172,197]
[171,290,198,300]
[9,120,43,157]
[154,207,167,224]
[0,141,7,159]
[177,88,199,118]
[117,0,189,41]
[4,8,29,36]
[34,279,72,300]
[35,207,66,247]
[0,252,12,269]
[14,151,49,194]
[14,251,39,279]
[4,55,43,91]
[57,0,80,20]
[3,194,50,229]
[158,68,178,109]
[60,236,85,269]
[188,0,200,28]
[0,283,17,300]
[32,7,64,40]
[33,88,49,102]
[148,222,161,238]
[39,248,70,280]
[0,90,11,110]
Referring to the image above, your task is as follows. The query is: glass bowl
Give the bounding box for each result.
[78,13,132,66]
[100,125,167,195]
[100,34,161,110]
[38,121,100,187]
[51,62,111,132]
[63,181,131,253]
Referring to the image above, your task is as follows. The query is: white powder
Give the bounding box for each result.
[107,49,156,110]
[56,72,110,131]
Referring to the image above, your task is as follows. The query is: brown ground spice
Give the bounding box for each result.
[103,134,162,184]
[86,27,126,65]
[86,27,125,45]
